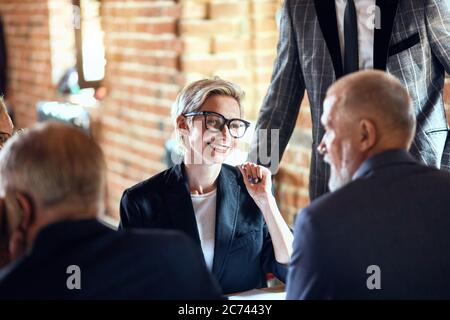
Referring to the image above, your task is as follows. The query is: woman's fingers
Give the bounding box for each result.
[256,165,262,180]
[240,162,263,184]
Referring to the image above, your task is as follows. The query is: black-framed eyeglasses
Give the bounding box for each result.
[183,111,251,139]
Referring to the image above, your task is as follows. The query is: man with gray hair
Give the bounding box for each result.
[287,70,450,299]
[0,122,223,299]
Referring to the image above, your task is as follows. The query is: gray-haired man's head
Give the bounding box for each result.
[0,122,106,264]
[318,70,415,191]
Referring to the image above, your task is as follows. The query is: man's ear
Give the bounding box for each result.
[15,193,34,231]
[359,119,377,152]
[4,192,35,260]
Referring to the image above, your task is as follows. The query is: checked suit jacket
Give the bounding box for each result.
[251,0,450,200]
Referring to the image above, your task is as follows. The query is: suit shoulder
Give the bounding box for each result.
[286,0,311,7]
[122,167,174,199]
[222,163,241,178]
[221,163,255,191]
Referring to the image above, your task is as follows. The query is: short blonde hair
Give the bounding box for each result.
[0,122,106,211]
[171,77,245,154]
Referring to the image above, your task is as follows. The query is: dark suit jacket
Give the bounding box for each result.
[0,219,223,299]
[286,150,450,299]
[251,0,450,200]
[120,163,288,294]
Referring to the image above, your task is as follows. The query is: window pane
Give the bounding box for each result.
[81,0,105,82]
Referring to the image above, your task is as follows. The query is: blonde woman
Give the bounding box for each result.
[120,78,292,294]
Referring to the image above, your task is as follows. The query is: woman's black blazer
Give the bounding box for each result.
[119,163,287,294]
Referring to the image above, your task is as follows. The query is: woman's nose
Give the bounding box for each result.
[221,124,232,138]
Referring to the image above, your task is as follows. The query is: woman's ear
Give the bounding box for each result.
[176,115,191,140]
[176,115,188,131]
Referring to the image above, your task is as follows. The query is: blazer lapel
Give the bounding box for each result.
[314,0,344,79]
[373,0,399,70]
[211,167,240,281]
[164,164,201,245]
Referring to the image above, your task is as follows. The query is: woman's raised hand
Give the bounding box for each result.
[238,162,273,206]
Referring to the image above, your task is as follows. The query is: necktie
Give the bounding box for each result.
[343,0,359,74]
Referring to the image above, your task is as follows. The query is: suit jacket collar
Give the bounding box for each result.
[164,163,202,245]
[314,0,399,76]
[32,219,111,254]
[164,163,240,281]
[353,149,418,180]
[212,165,240,281]
[373,0,399,70]
[314,0,343,78]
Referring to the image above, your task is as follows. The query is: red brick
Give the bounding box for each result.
[102,4,181,19]
[212,37,251,53]
[253,34,278,50]
[103,20,177,35]
[181,55,239,74]
[252,18,277,33]
[107,52,180,69]
[296,105,312,129]
[444,80,450,105]
[181,1,207,19]
[179,19,245,36]
[250,1,278,18]
[209,1,250,19]
[182,37,212,54]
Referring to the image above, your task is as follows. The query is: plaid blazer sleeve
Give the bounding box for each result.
[426,0,450,74]
[250,0,306,172]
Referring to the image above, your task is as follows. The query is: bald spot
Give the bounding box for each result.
[327,70,416,145]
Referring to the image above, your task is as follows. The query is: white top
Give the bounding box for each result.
[191,189,217,271]
[335,0,376,70]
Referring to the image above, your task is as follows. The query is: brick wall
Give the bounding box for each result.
[0,0,75,128]
[0,0,55,127]
[180,0,281,119]
[99,0,183,215]
[1,0,449,224]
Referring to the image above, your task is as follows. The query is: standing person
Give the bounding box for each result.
[251,0,450,200]
[120,78,293,295]
[287,70,450,299]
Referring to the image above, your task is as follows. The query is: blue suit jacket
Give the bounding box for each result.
[120,163,287,294]
[287,150,450,299]
[0,219,223,299]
